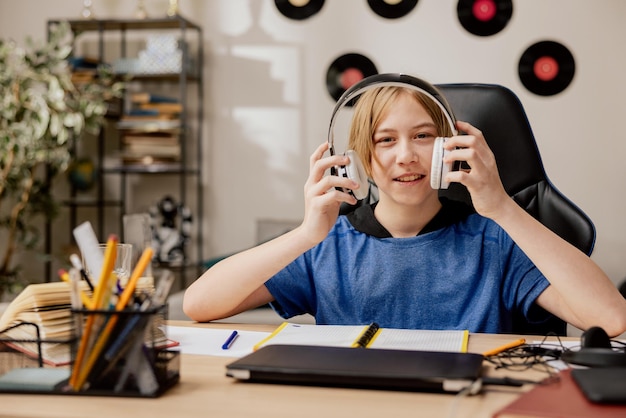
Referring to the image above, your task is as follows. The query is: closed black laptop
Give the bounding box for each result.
[225,344,483,393]
[571,368,626,404]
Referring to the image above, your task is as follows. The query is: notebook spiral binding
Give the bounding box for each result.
[354,322,380,348]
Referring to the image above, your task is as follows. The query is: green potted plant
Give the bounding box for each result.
[0,22,123,299]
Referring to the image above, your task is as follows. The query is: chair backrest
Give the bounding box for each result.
[436,83,596,256]
[342,83,596,335]
[439,83,596,336]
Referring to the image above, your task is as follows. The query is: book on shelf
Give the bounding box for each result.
[121,131,181,163]
[253,322,469,353]
[0,282,85,366]
[122,146,181,162]
[122,133,179,147]
[123,143,180,154]
[69,56,101,71]
[126,109,160,117]
[127,93,182,122]
[138,102,183,114]
[130,92,179,104]
[71,71,96,84]
[122,156,181,166]
[120,112,178,121]
[117,118,181,131]
[69,56,100,84]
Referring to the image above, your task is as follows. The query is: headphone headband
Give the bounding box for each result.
[328,73,458,151]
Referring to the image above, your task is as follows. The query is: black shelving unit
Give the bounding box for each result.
[45,16,204,287]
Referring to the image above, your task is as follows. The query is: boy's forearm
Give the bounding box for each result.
[183,226,315,321]
[493,199,626,335]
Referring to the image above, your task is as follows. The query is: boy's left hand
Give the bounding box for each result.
[443,120,511,219]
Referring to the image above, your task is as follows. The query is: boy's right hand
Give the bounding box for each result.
[300,142,359,246]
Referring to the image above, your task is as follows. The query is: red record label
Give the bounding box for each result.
[518,41,575,96]
[326,53,378,103]
[457,0,512,37]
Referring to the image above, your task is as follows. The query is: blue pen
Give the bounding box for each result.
[222,330,239,350]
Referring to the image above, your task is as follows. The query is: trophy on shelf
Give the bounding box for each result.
[135,0,148,19]
[167,0,179,17]
[81,0,94,19]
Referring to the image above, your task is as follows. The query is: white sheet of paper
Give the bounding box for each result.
[165,325,270,357]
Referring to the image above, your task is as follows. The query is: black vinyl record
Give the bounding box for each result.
[367,0,418,19]
[326,53,378,103]
[457,0,512,37]
[518,41,575,96]
[274,0,324,21]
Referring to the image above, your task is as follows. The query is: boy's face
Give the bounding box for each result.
[370,92,440,209]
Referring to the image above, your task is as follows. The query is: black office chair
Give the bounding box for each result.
[344,83,596,336]
[436,84,595,254]
[437,84,596,336]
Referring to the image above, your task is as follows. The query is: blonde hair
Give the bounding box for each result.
[347,86,453,177]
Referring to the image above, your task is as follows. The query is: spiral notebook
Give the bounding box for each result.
[226,344,483,393]
[252,322,469,353]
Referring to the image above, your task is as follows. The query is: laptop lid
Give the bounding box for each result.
[225,344,483,393]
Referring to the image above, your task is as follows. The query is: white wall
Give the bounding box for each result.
[1,0,626,293]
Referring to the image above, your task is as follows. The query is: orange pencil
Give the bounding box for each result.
[483,338,526,357]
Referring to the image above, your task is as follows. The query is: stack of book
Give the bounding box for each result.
[69,56,100,84]
[121,131,181,165]
[0,276,160,367]
[0,282,85,366]
[118,93,182,165]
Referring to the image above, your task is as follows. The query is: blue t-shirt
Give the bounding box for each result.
[264,208,550,333]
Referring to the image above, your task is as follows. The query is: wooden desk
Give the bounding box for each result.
[0,321,563,418]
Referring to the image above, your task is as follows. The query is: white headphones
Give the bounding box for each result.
[327,73,459,200]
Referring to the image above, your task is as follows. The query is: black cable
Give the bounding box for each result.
[482,376,542,387]
[483,333,569,378]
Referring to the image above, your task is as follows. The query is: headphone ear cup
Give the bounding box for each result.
[344,150,370,200]
[561,348,626,368]
[561,326,626,368]
[431,137,452,190]
[581,326,612,349]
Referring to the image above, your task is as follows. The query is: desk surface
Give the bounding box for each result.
[0,321,562,418]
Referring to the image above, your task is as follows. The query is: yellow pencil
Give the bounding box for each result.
[482,338,526,357]
[74,247,154,390]
[69,235,118,390]
[92,236,119,309]
[58,269,93,310]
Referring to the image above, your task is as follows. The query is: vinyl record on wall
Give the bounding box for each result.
[367,0,418,19]
[326,53,378,103]
[518,41,575,96]
[274,0,325,21]
[457,0,512,37]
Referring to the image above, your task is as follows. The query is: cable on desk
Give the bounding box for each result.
[446,379,482,418]
[483,333,568,379]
